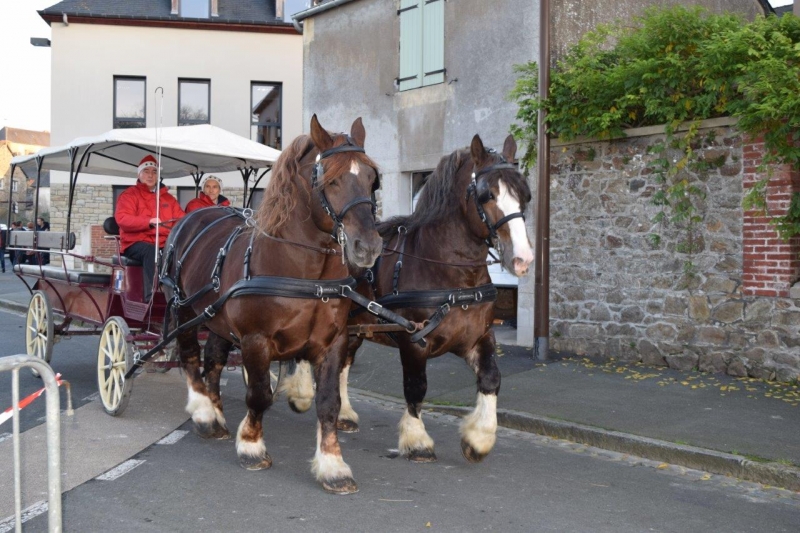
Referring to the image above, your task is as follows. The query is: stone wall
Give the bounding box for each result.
[549,118,800,382]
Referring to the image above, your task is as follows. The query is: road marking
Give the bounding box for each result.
[0,500,48,533]
[0,433,11,444]
[82,392,100,402]
[95,459,146,481]
[156,430,188,445]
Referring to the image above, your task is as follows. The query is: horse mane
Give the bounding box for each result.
[256,133,379,234]
[378,148,467,238]
[378,147,532,239]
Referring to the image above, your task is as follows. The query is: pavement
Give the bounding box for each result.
[1,266,799,492]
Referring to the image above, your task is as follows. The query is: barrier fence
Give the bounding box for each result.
[0,355,63,533]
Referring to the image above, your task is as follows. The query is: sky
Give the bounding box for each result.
[0,0,794,134]
[0,1,53,132]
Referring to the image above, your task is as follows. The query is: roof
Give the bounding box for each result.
[40,0,291,28]
[293,0,360,22]
[0,127,50,147]
[10,124,280,180]
[774,5,794,16]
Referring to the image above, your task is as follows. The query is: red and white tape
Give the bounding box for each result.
[0,373,63,427]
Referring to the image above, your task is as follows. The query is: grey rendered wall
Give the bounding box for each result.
[302,0,538,345]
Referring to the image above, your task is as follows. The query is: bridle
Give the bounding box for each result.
[466,155,525,254]
[310,135,379,253]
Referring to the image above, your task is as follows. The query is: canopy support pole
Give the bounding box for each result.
[247,166,271,208]
[66,145,92,246]
[6,163,15,229]
[192,171,204,198]
[239,168,254,208]
[32,157,44,250]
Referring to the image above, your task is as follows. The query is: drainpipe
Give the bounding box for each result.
[534,0,551,361]
[292,0,359,33]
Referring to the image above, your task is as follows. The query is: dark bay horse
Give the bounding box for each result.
[162,115,381,494]
[282,134,533,463]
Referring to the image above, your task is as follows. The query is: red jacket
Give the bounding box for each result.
[185,192,231,213]
[115,180,185,252]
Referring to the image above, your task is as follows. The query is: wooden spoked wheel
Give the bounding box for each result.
[26,291,54,378]
[97,317,134,416]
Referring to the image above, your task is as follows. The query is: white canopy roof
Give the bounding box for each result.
[10,124,281,180]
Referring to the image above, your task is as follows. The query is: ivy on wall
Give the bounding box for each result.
[510,6,800,244]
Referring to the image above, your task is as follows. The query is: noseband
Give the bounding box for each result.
[311,136,378,248]
[466,157,526,253]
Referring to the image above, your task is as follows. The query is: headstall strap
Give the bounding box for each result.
[467,156,525,253]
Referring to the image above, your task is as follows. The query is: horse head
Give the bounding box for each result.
[466,134,533,277]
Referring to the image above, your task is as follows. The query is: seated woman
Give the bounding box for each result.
[185,175,230,213]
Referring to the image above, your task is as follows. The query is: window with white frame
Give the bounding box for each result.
[398,0,444,91]
[251,82,282,149]
[179,79,210,126]
[410,171,432,213]
[12,180,19,193]
[113,76,146,129]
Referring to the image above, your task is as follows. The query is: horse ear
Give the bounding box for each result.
[350,117,366,147]
[502,134,517,163]
[470,134,488,165]
[310,114,334,152]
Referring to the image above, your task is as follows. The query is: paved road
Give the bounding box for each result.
[1,309,800,532]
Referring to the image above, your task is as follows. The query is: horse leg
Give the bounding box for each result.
[337,336,362,433]
[176,317,220,439]
[311,336,358,494]
[398,350,436,463]
[277,359,315,413]
[236,334,273,470]
[459,330,501,463]
[201,331,233,439]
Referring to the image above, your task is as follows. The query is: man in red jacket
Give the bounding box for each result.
[185,175,231,212]
[115,155,185,302]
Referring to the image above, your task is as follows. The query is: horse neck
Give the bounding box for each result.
[413,208,486,264]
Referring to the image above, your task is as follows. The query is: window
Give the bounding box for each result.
[251,82,282,149]
[113,76,146,129]
[179,79,210,126]
[177,186,199,210]
[181,0,210,18]
[249,189,265,210]
[112,185,127,211]
[398,0,444,91]
[12,180,19,193]
[410,171,431,212]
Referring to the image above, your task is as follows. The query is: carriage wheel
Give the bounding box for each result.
[97,317,134,416]
[26,291,54,378]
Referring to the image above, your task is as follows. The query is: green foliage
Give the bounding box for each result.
[510,6,800,241]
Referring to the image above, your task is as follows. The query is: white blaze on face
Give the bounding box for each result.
[350,160,360,175]
[497,181,533,269]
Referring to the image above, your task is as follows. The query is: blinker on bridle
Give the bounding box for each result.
[466,154,526,254]
[310,135,379,259]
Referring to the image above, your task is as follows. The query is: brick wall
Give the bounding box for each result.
[742,138,800,297]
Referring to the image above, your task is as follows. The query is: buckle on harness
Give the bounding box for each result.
[203,306,216,319]
[212,277,220,293]
[365,269,374,284]
[475,290,483,302]
[367,301,383,316]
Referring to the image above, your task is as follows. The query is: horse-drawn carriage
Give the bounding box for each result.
[7,124,281,414]
[7,115,534,494]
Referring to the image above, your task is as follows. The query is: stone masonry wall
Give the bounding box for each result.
[549,119,800,382]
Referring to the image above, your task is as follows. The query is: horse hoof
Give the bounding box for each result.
[288,398,313,414]
[337,419,359,433]
[407,449,437,463]
[239,453,273,471]
[460,439,488,463]
[322,477,359,495]
[195,420,229,440]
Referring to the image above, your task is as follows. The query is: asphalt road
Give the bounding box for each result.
[2,309,800,532]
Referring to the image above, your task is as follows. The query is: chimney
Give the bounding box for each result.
[171,0,178,15]
[211,0,219,17]
[276,0,285,19]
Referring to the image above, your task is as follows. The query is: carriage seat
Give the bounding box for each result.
[103,217,143,266]
[13,264,112,285]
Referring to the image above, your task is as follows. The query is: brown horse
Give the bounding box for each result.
[162,115,381,494]
[281,134,533,463]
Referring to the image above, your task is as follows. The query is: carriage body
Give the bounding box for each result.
[7,124,280,415]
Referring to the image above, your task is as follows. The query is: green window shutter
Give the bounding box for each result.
[422,0,444,86]
[399,0,423,91]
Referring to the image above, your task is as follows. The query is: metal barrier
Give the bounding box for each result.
[0,355,62,533]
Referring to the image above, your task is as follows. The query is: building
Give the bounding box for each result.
[38,0,303,264]
[1,127,51,224]
[293,0,772,346]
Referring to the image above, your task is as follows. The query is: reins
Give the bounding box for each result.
[380,245,497,268]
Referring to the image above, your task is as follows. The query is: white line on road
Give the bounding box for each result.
[0,433,11,444]
[95,459,146,481]
[0,500,48,533]
[82,392,100,402]
[156,430,189,445]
